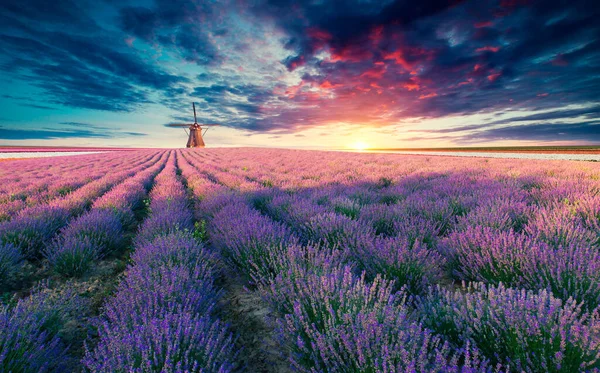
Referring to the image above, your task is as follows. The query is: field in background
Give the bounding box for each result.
[0,146,147,153]
[1,148,599,372]
[371,145,600,154]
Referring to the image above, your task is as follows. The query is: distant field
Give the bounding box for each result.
[1,148,599,372]
[372,145,600,154]
[0,146,145,153]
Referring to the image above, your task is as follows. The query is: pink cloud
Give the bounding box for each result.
[419,92,438,99]
[476,46,500,53]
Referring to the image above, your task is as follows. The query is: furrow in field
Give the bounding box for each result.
[179,149,288,372]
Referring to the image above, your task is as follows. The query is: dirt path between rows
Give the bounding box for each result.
[218,270,292,373]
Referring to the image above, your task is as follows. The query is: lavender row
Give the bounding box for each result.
[0,150,138,185]
[42,151,170,278]
[1,284,89,371]
[1,151,165,371]
[442,224,600,310]
[207,192,600,372]
[83,151,235,372]
[0,151,162,261]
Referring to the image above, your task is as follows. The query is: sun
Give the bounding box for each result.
[348,141,370,151]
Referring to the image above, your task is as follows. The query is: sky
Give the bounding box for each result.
[0,0,599,149]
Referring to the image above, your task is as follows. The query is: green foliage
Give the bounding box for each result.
[192,220,208,243]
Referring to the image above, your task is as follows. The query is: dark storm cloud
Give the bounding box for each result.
[0,0,187,113]
[119,0,220,65]
[0,0,100,32]
[251,0,466,63]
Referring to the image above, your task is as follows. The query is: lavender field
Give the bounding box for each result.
[1,148,599,372]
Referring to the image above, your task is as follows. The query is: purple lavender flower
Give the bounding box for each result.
[441,226,539,286]
[135,210,194,245]
[456,197,532,232]
[358,203,403,236]
[209,201,297,284]
[259,243,350,310]
[530,243,600,310]
[418,283,600,372]
[0,285,85,372]
[303,212,374,250]
[442,227,600,308]
[84,312,235,373]
[525,204,598,249]
[273,265,489,372]
[330,196,362,219]
[358,236,445,294]
[0,302,67,372]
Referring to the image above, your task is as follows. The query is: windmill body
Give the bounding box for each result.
[186,124,206,148]
[167,103,218,148]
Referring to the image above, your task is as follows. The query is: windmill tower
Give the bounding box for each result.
[167,103,219,148]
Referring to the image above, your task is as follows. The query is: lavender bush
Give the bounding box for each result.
[442,227,600,308]
[525,205,598,249]
[272,264,490,372]
[1,286,86,372]
[442,226,538,286]
[60,209,124,255]
[0,243,22,286]
[209,201,297,284]
[85,155,236,372]
[418,283,600,372]
[0,302,67,372]
[0,206,70,258]
[44,235,100,277]
[303,212,373,250]
[84,312,235,373]
[359,236,445,294]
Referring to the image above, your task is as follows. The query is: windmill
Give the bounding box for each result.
[166,103,219,148]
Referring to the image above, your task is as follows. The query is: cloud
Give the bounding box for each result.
[119,0,220,65]
[0,124,147,140]
[0,127,110,140]
[19,103,56,110]
[0,0,598,143]
[462,121,600,143]
[489,106,600,125]
[0,4,187,113]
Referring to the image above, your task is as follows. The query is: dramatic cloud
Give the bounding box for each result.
[0,0,599,143]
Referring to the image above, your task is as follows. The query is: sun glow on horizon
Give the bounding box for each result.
[347,141,371,151]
